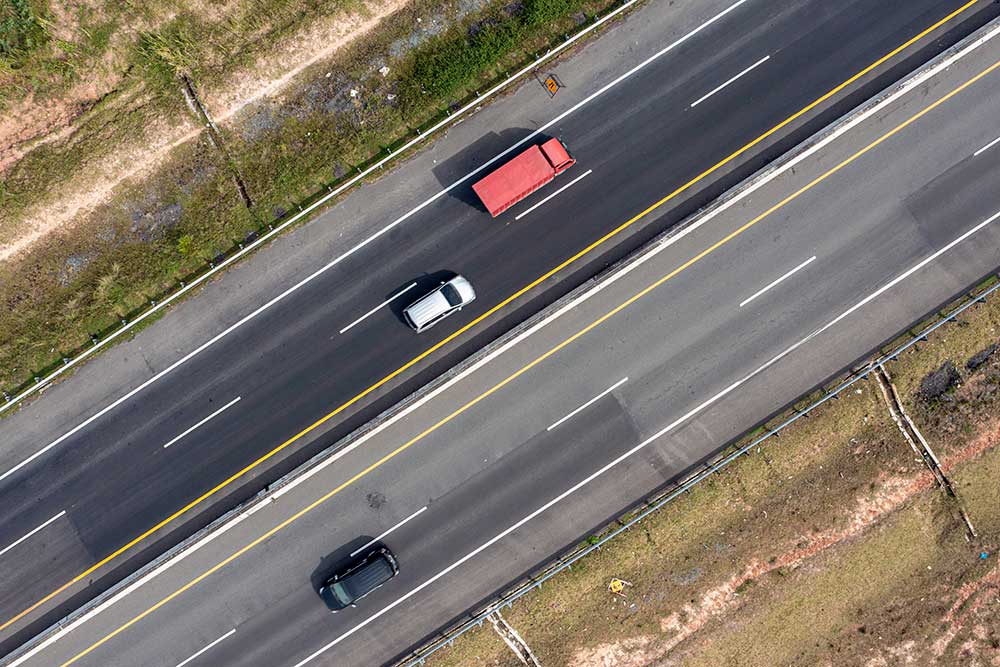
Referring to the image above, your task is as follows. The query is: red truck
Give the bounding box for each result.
[472,138,576,217]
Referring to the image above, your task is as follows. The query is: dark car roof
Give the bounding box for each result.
[339,552,396,600]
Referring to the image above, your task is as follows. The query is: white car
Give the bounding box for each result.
[403,275,476,333]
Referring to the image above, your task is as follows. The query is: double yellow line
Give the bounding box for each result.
[3,0,986,654]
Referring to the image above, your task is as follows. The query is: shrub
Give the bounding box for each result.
[919,360,961,402]
[176,234,194,255]
[0,0,48,64]
[132,17,199,93]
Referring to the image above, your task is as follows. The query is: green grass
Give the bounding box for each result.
[0,0,48,64]
[399,18,527,103]
[0,134,256,391]
[131,17,200,92]
[1,0,623,399]
[230,0,605,219]
[953,443,1000,542]
[396,0,591,109]
[0,89,159,236]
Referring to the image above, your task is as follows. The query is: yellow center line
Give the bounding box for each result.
[1,0,982,639]
[58,44,1000,667]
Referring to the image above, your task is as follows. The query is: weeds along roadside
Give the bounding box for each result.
[0,0,630,406]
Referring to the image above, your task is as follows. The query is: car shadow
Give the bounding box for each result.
[431,128,552,213]
[384,270,457,325]
[310,536,379,592]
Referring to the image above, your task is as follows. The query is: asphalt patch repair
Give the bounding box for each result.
[421,285,1000,667]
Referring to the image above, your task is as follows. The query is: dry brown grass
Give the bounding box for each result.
[423,294,1000,667]
[0,0,616,398]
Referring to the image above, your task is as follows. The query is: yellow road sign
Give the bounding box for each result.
[608,578,632,595]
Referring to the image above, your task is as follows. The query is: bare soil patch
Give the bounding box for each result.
[0,0,614,397]
[0,110,202,263]
[202,1,411,123]
[0,0,404,265]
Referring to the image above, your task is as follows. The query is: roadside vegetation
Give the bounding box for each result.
[421,282,1000,667]
[0,0,627,400]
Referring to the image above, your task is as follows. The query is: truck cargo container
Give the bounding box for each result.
[472,138,576,217]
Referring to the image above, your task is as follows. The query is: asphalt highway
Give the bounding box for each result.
[11,17,1000,666]
[2,0,999,659]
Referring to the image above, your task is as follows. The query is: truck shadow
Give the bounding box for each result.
[310,536,380,592]
[431,128,552,212]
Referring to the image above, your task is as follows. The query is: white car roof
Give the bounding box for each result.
[404,276,475,330]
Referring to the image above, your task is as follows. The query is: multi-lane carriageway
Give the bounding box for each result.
[17,16,1000,666]
[3,0,1000,663]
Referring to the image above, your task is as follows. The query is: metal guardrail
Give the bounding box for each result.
[394,271,1000,667]
[0,0,649,416]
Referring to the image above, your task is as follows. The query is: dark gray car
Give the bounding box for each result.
[318,547,399,612]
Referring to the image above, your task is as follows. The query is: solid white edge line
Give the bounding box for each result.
[174,628,236,667]
[11,16,1000,667]
[547,377,628,431]
[0,511,66,559]
[0,0,672,419]
[349,506,429,558]
[739,255,816,307]
[339,283,418,335]
[162,397,243,449]
[292,208,1000,667]
[690,54,771,107]
[776,209,1000,366]
[6,505,258,667]
[514,170,593,221]
[973,134,1000,156]
[0,0,751,482]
